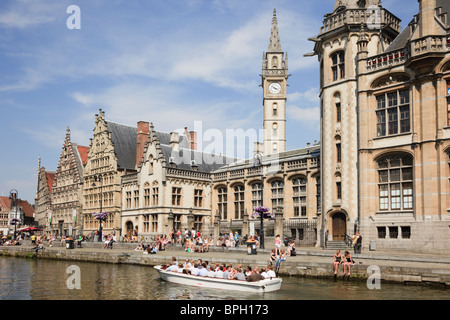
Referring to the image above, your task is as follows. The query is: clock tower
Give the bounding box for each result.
[261,9,289,155]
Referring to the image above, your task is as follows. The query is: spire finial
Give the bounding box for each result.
[268,8,282,52]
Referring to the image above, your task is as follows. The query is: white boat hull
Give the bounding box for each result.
[154,266,282,293]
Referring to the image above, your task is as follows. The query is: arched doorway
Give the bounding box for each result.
[126,221,133,238]
[332,212,346,241]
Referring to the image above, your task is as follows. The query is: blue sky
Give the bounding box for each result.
[0,0,418,203]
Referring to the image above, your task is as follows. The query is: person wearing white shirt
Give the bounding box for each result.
[266,265,276,278]
[198,264,208,277]
[167,262,178,272]
[206,269,216,278]
[215,268,224,278]
[191,264,200,276]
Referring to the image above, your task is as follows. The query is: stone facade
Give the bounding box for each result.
[310,0,450,253]
[121,123,233,240]
[50,127,89,236]
[35,156,55,231]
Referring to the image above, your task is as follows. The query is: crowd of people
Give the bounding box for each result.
[160,257,277,282]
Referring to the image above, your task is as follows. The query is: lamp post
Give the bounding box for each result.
[253,152,265,249]
[92,175,103,242]
[9,189,19,240]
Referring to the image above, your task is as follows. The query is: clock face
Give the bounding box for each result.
[269,82,282,94]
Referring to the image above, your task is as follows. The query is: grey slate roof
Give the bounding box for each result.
[106,121,137,170]
[385,0,449,53]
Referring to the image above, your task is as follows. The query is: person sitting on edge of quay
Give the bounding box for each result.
[333,249,343,280]
[343,250,354,281]
[134,242,144,251]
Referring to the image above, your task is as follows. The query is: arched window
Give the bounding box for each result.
[378,154,413,211]
[218,187,227,220]
[331,51,345,81]
[272,56,278,68]
[293,178,307,217]
[271,181,284,209]
[272,103,278,116]
[273,143,278,154]
[234,185,244,220]
[272,123,278,137]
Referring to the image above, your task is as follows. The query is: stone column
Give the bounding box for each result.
[167,210,174,235]
[274,207,284,237]
[242,209,249,238]
[187,208,194,231]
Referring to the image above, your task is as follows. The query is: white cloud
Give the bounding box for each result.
[0,0,64,28]
[288,105,320,125]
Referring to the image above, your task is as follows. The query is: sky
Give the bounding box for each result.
[0,0,419,204]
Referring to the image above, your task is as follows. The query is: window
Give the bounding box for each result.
[336,143,341,163]
[271,181,284,209]
[151,214,158,233]
[143,214,150,233]
[273,143,278,154]
[401,226,411,239]
[272,123,278,137]
[194,215,203,232]
[252,183,262,210]
[336,102,341,123]
[172,187,182,206]
[316,176,321,213]
[125,191,131,209]
[133,190,139,208]
[218,187,227,220]
[389,226,398,239]
[273,103,278,116]
[152,187,159,206]
[234,185,244,219]
[376,90,410,137]
[377,226,386,239]
[378,154,413,211]
[194,189,203,208]
[144,187,150,207]
[331,51,345,81]
[447,80,450,125]
[293,178,307,217]
[336,182,342,200]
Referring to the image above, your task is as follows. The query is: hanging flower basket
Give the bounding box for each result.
[251,206,275,220]
[92,212,109,221]
[10,218,19,225]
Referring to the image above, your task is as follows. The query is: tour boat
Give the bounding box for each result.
[154,265,282,293]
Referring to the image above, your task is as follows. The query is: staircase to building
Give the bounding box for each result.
[326,240,351,251]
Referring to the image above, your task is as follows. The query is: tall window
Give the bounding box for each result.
[336,143,341,163]
[316,176,321,213]
[273,103,278,116]
[272,123,278,137]
[152,186,159,206]
[194,215,203,232]
[133,190,139,208]
[234,185,244,219]
[271,181,284,209]
[143,214,150,233]
[293,178,307,217]
[144,187,150,207]
[218,187,227,220]
[331,51,345,81]
[251,183,262,210]
[151,214,158,233]
[336,182,342,200]
[376,89,410,137]
[336,102,341,123]
[447,80,450,125]
[172,187,182,206]
[194,189,203,208]
[125,191,131,209]
[378,154,413,211]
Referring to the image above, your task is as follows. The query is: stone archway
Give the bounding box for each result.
[126,221,133,238]
[331,211,347,241]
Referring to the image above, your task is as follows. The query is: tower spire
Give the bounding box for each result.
[268,8,282,52]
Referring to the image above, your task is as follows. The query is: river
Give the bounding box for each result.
[0,256,449,300]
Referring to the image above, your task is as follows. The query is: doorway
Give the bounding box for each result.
[126,221,133,238]
[332,212,346,241]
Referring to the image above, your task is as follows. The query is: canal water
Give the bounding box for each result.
[0,256,449,300]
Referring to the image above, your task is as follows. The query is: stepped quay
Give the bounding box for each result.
[2,240,450,288]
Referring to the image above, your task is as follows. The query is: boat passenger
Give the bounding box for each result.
[247,267,265,282]
[215,267,224,278]
[177,263,184,273]
[167,262,178,272]
[266,265,276,278]
[260,267,268,278]
[233,268,246,281]
[198,263,208,277]
[223,266,232,279]
[206,268,216,278]
[191,263,200,276]
[245,266,252,277]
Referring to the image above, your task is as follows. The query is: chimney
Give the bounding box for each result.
[170,132,180,152]
[418,0,437,37]
[184,127,197,151]
[136,121,149,168]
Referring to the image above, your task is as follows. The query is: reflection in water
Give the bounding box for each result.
[0,257,448,300]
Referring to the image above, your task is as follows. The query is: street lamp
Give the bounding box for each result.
[9,189,19,240]
[92,175,103,242]
[253,152,265,249]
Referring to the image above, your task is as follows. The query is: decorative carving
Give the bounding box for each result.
[371,73,410,88]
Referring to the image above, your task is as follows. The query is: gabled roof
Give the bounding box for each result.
[76,146,90,166]
[0,197,35,218]
[46,172,55,193]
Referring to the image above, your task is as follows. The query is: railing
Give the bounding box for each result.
[320,8,401,35]
[366,49,408,72]
[166,168,211,180]
[410,35,450,57]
